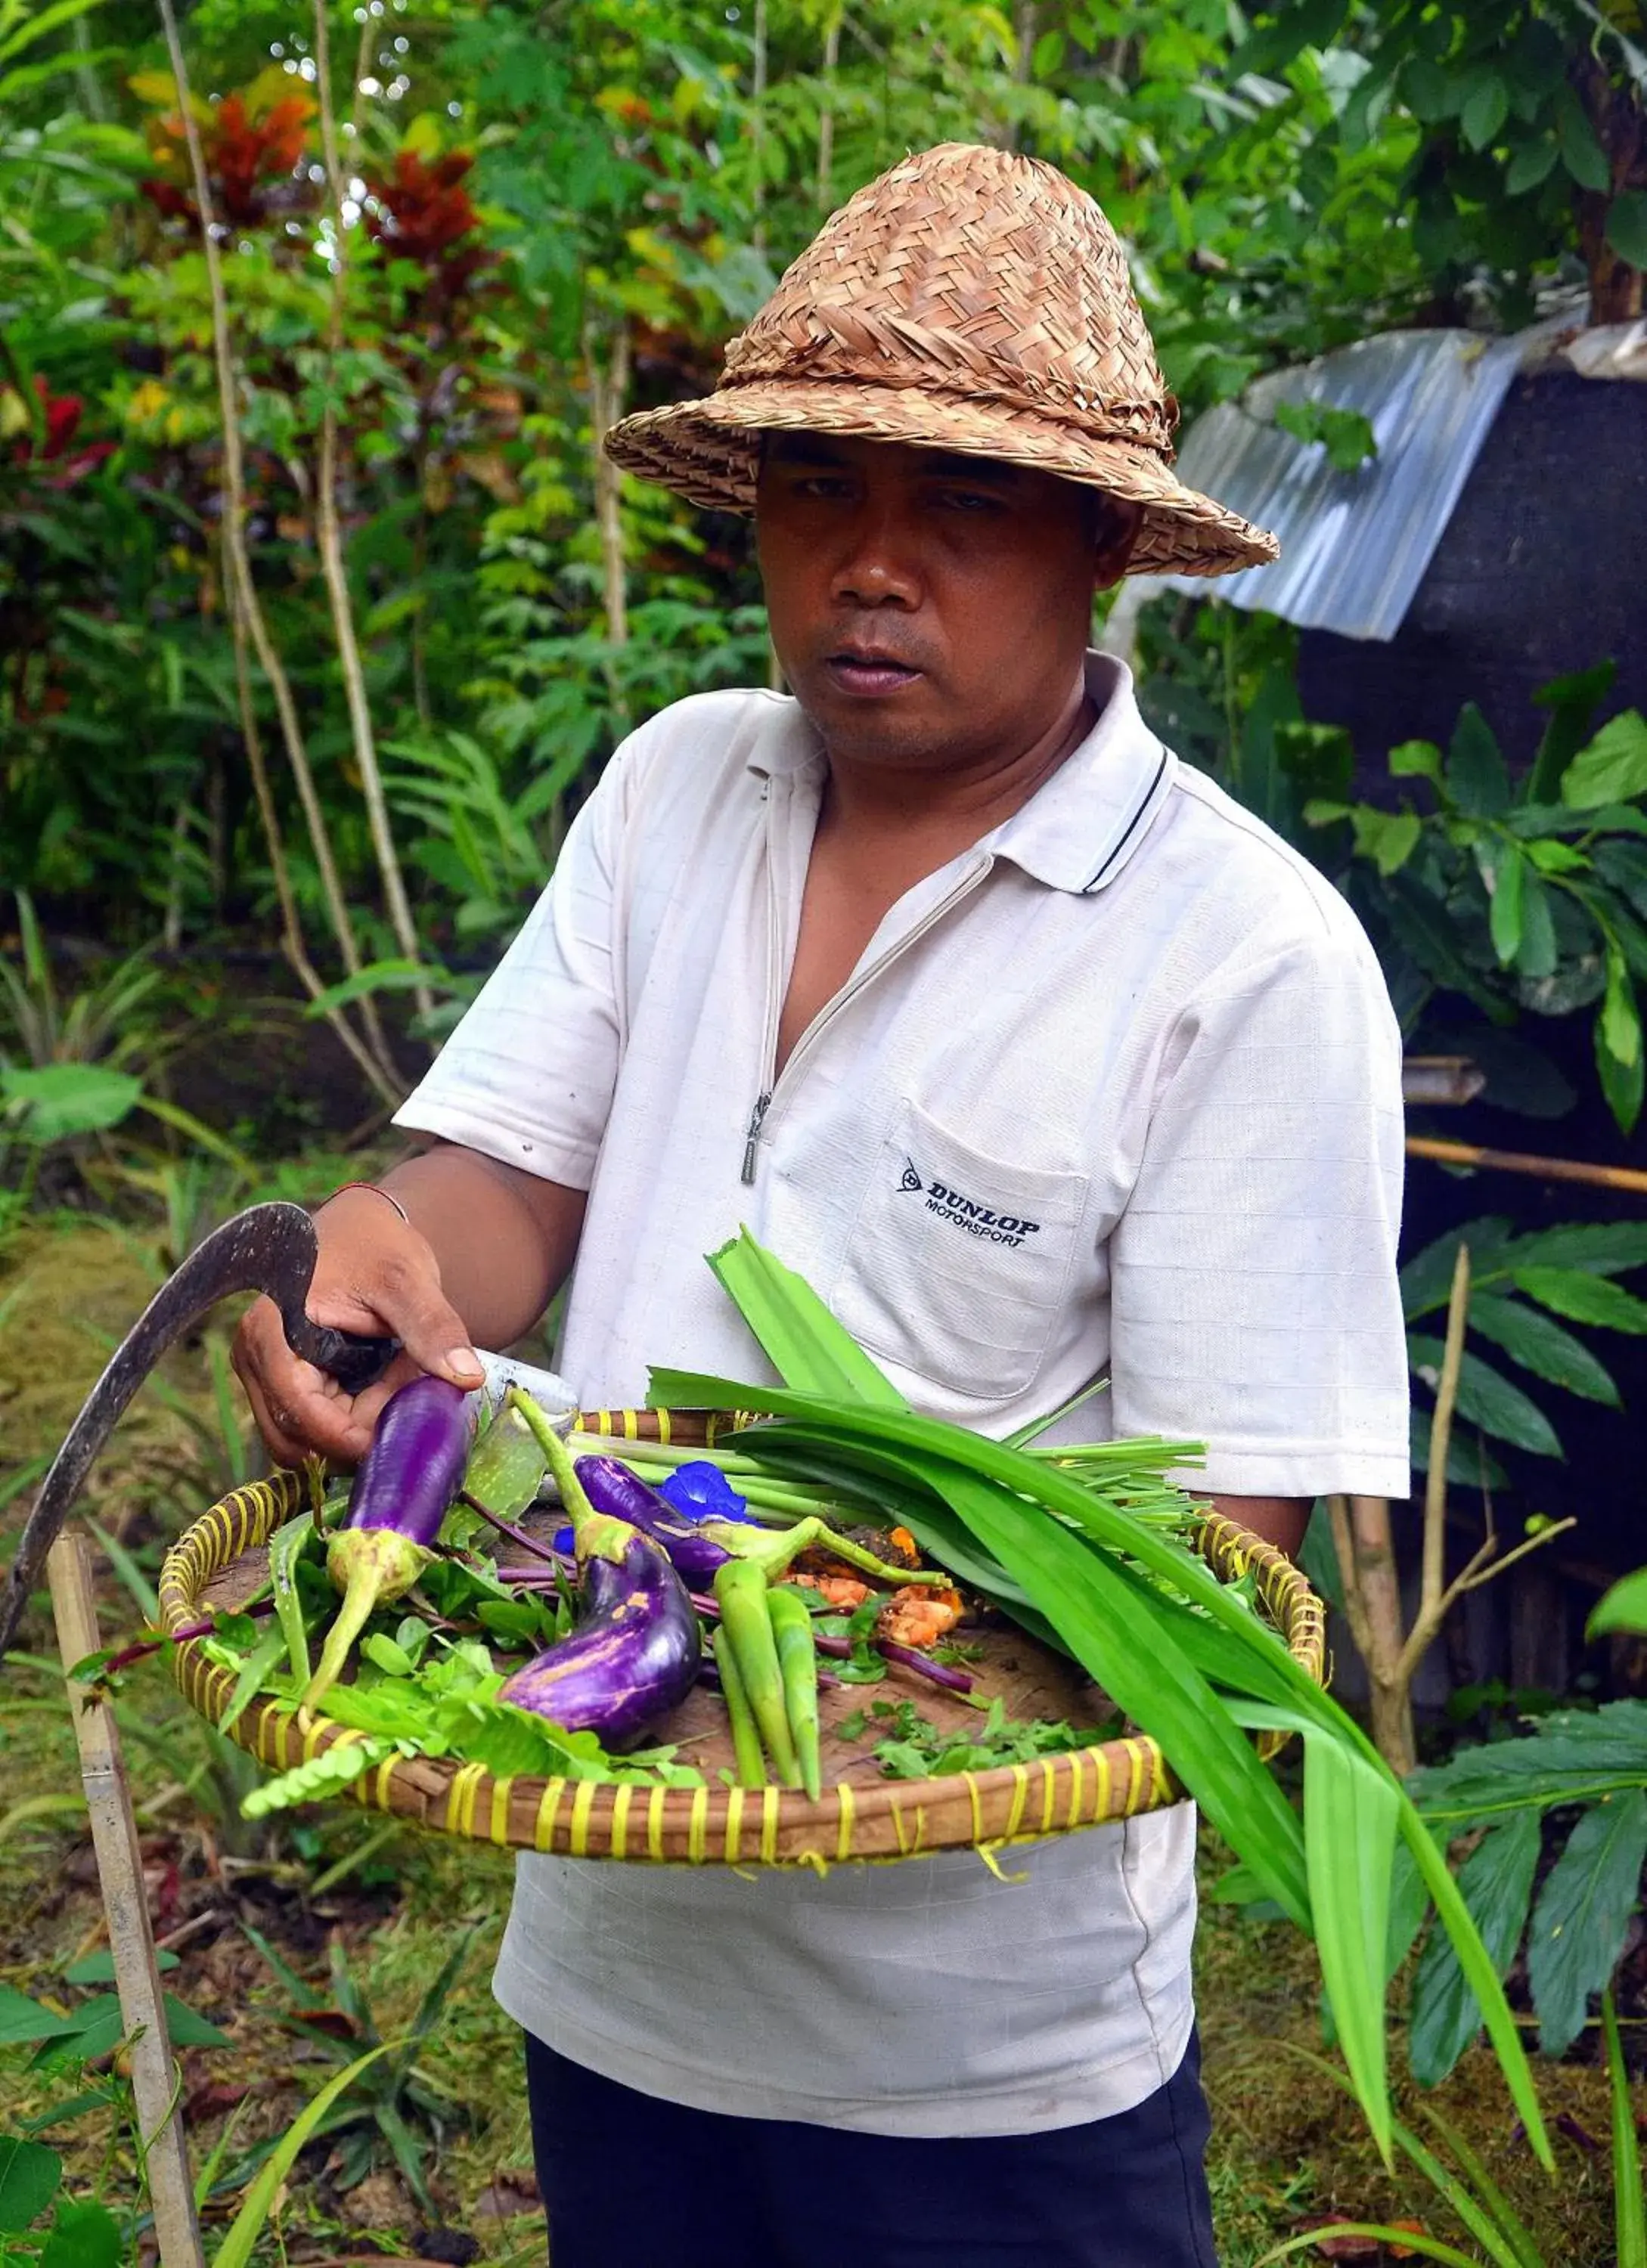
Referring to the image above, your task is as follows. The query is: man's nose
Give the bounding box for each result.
[829,501,921,609]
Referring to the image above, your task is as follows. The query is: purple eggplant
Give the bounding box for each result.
[302,1373,473,1709]
[500,1397,700,1746]
[498,1511,700,1746]
[573,1452,942,1593]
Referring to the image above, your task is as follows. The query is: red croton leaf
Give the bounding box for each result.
[366,148,479,262]
[8,376,115,486]
[141,81,316,227]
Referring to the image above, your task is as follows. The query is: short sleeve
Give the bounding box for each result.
[392,750,631,1188]
[1107,931,1410,1501]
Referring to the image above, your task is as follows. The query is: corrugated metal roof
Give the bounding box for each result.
[1152,327,1533,641]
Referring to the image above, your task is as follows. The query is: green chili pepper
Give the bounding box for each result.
[713,1557,800,1788]
[766,1585,822,1802]
[714,1626,767,1789]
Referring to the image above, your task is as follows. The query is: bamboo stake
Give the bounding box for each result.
[312,0,434,1030]
[1407,1134,1647,1198]
[155,0,398,1092]
[48,1534,205,2268]
[817,11,840,211]
[1329,1243,1576,1776]
[585,318,631,727]
[751,0,768,255]
[227,598,401,1109]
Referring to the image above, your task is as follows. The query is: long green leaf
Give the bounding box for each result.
[211,2044,393,2268]
[1256,2229,1482,2268]
[1301,1731,1397,2163]
[1420,2108,1546,2268]
[708,1228,908,1408]
[1604,1988,1645,2268]
[1408,1811,1540,2085]
[1467,1293,1621,1405]
[1398,1805,1553,2167]
[684,1246,1552,2164]
[1283,2046,1540,2268]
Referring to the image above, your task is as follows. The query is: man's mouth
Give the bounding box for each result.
[822,648,923,696]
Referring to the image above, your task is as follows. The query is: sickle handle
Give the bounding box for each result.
[0,1202,398,1656]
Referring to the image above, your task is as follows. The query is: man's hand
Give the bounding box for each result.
[231,1145,588,1469]
[232,1186,482,1468]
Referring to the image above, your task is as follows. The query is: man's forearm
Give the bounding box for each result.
[1209,1495,1308,1559]
[375,1143,588,1352]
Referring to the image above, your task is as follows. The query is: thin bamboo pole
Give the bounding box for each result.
[312,0,434,1029]
[816,12,840,211]
[1407,1135,1647,1198]
[155,0,398,1093]
[585,320,631,728]
[1329,1243,1576,1775]
[48,1534,205,2268]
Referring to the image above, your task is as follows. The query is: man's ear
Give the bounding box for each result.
[1092,497,1145,592]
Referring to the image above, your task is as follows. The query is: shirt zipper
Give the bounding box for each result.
[740,850,994,1185]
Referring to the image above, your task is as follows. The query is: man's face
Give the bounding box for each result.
[755,432,1140,775]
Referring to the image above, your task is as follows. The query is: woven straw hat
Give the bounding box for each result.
[605,142,1277,578]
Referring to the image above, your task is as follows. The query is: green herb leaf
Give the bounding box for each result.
[1526,1789,1647,2056]
[0,2135,60,2234]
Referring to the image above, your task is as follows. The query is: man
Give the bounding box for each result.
[235,144,1408,2266]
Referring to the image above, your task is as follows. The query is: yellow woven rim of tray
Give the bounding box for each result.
[159,1409,1326,1867]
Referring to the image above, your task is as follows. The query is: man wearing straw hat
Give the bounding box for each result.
[237,144,1407,2266]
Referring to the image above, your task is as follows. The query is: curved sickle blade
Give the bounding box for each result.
[0,1201,396,1659]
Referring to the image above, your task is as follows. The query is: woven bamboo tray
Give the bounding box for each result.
[159,1409,1326,1868]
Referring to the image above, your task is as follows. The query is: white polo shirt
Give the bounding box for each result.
[395,652,1409,2136]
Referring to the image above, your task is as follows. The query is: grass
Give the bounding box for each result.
[1,1213,1637,2263]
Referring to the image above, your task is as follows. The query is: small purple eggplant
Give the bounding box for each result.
[303,1373,473,1709]
[500,1399,699,1746]
[498,1511,700,1747]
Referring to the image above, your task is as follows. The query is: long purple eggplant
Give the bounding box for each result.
[302,1373,473,1709]
[573,1452,941,1591]
[575,1455,733,1588]
[501,1396,700,1746]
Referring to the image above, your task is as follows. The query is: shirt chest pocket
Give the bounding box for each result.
[827,1100,1089,1403]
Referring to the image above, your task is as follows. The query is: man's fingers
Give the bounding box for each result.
[369,1270,484,1390]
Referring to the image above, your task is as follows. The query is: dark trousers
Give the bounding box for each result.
[523,2027,1219,2267]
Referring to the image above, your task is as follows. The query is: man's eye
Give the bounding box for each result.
[935,489,1000,513]
[792,475,854,499]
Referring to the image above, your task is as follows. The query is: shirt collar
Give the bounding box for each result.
[745,652,1174,896]
[975,654,1170,894]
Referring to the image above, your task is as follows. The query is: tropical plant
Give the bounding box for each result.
[1403,1214,1647,1470]
[1307,676,1647,1134]
[1237,0,1647,325]
[1400,1699,1647,2083]
[242,1923,473,2211]
[1254,2018,1645,2268]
